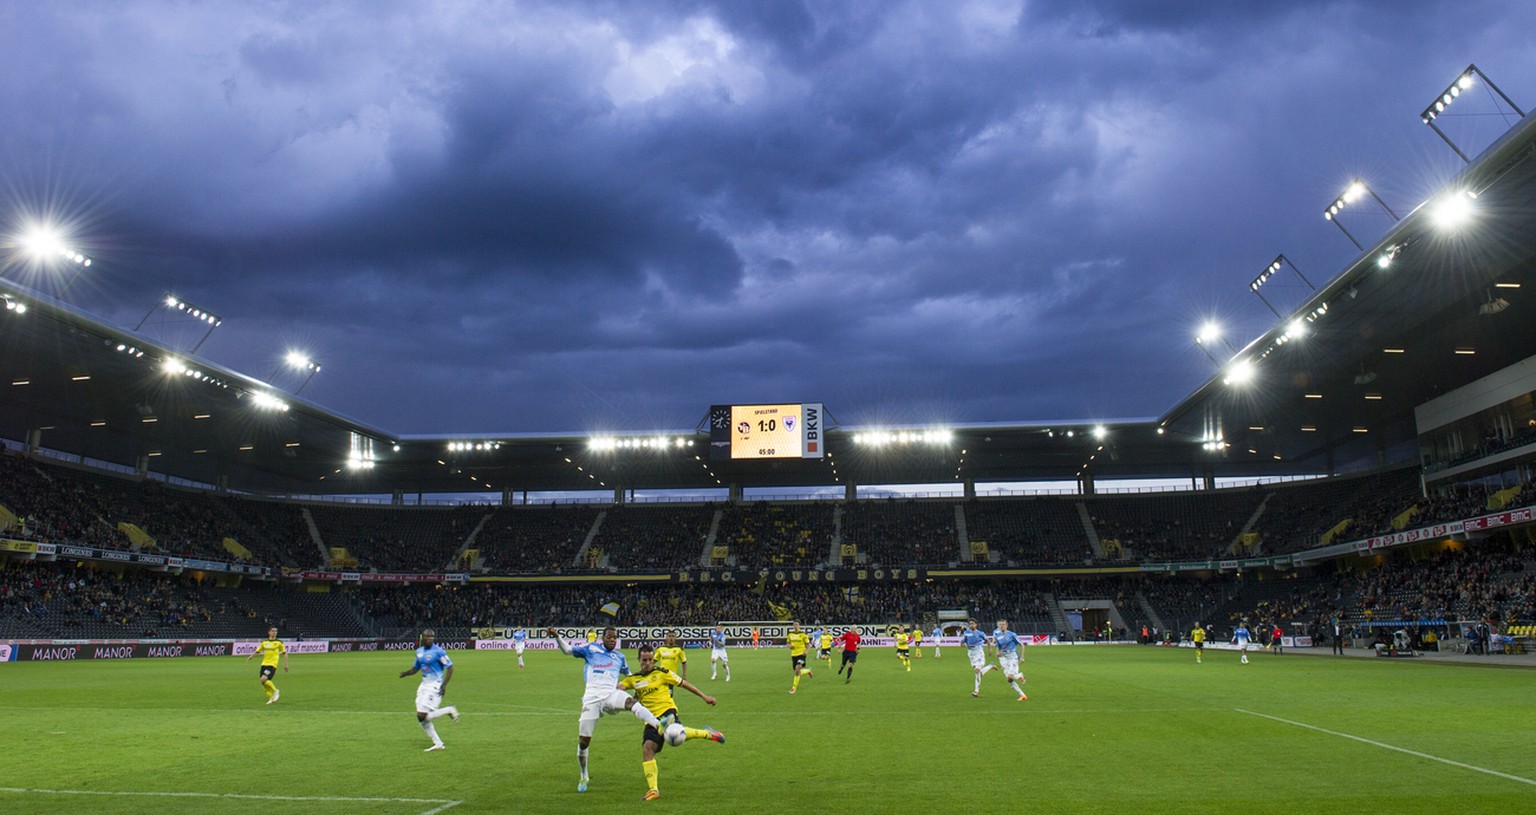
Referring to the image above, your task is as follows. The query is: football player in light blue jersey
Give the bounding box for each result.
[961,619,997,697]
[512,626,529,668]
[991,620,1028,701]
[548,626,663,793]
[398,629,459,751]
[1233,621,1252,664]
[709,624,731,681]
[931,625,943,658]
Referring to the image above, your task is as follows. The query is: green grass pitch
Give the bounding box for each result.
[4,645,1534,814]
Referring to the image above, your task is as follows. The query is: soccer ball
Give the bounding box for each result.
[664,722,688,747]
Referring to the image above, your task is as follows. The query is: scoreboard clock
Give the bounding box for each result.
[709,403,824,460]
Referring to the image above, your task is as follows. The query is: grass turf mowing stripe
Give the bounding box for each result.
[1234,708,1536,788]
[0,788,462,814]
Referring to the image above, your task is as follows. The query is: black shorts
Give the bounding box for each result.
[818,648,830,658]
[642,709,680,749]
[896,648,909,658]
[792,654,807,670]
[1194,641,1204,651]
[840,650,858,663]
[259,664,276,680]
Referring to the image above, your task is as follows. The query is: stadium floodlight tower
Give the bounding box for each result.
[1322,179,1398,252]
[135,293,225,353]
[1249,255,1313,319]
[1421,64,1525,164]
[1194,322,1238,367]
[284,351,322,395]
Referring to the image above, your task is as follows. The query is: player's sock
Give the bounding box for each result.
[981,664,997,675]
[792,673,801,692]
[681,725,717,742]
[262,680,275,698]
[845,667,853,682]
[642,759,659,793]
[724,666,730,680]
[426,706,456,721]
[630,704,661,728]
[578,746,589,776]
[518,657,524,668]
[1009,680,1024,695]
[974,676,981,693]
[421,721,442,746]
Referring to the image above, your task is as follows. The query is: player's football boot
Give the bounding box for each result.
[704,728,725,744]
[577,776,589,793]
[643,790,661,801]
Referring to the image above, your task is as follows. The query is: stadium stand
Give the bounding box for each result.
[715,501,834,569]
[306,504,487,573]
[963,497,1094,565]
[1247,467,1421,553]
[840,499,958,567]
[1086,489,1265,562]
[592,504,716,571]
[473,504,602,573]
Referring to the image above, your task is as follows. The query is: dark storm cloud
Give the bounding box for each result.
[3,0,1536,435]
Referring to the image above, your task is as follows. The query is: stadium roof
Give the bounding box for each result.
[5,114,1536,498]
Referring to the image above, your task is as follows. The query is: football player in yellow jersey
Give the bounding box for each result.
[245,626,288,704]
[910,625,923,658]
[786,621,814,694]
[894,628,912,671]
[655,631,688,685]
[619,644,725,801]
[1191,621,1206,664]
[818,630,834,665]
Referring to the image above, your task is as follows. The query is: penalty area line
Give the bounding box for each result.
[0,787,462,814]
[1234,708,1536,787]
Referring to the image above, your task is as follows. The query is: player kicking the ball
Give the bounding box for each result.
[619,644,725,800]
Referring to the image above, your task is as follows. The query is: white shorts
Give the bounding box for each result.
[967,647,987,670]
[1237,640,1249,651]
[711,647,728,662]
[577,689,633,737]
[998,654,1021,678]
[514,641,526,655]
[415,680,444,714]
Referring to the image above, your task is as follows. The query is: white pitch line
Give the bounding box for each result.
[1234,708,1536,787]
[0,787,462,813]
[5,705,1229,718]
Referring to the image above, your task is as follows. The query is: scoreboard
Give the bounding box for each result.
[709,403,824,460]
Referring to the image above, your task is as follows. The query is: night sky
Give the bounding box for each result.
[3,1,1533,436]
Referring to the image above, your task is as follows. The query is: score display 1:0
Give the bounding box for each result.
[731,403,803,459]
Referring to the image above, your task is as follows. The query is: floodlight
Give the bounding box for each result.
[135,293,225,352]
[1223,359,1255,386]
[1430,191,1475,229]
[1248,255,1312,319]
[1322,178,1397,252]
[1091,425,1107,441]
[249,391,290,412]
[1420,65,1526,163]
